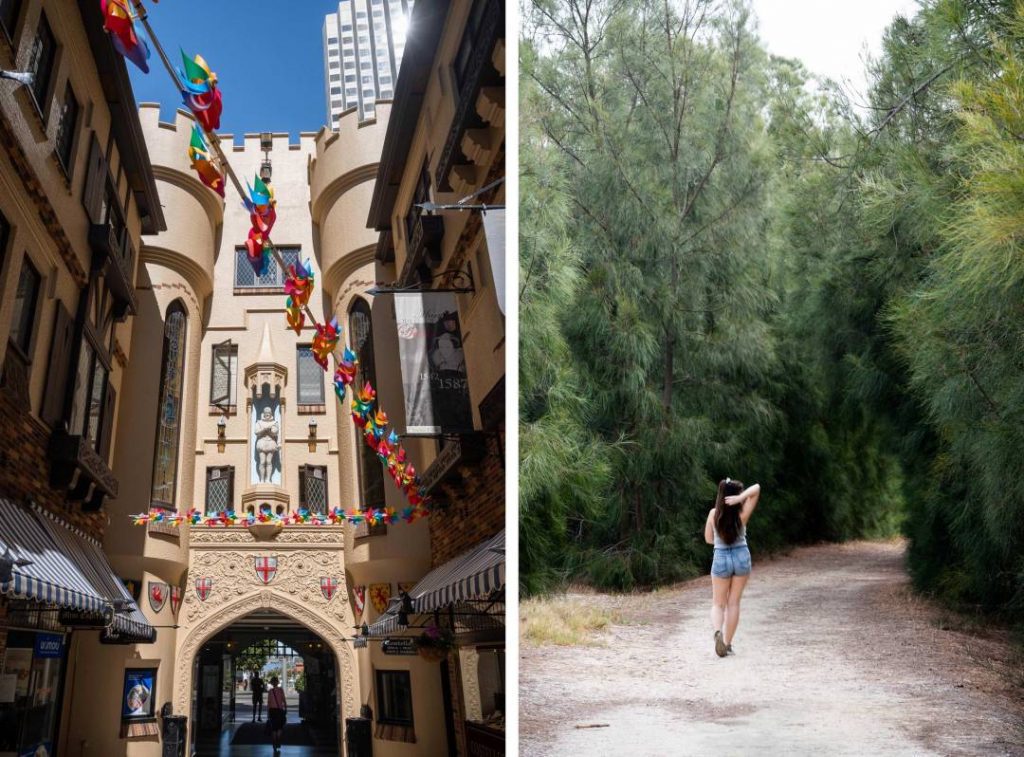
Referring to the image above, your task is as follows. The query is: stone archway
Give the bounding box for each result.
[173,588,359,723]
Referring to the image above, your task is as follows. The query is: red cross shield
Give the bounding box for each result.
[148,582,168,613]
[320,577,339,601]
[194,577,212,602]
[254,556,278,584]
[170,585,183,616]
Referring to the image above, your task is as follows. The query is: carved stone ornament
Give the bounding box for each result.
[173,550,357,722]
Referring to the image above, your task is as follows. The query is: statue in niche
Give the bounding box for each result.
[254,405,280,483]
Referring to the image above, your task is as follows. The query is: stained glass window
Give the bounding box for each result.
[349,298,385,510]
[150,302,187,508]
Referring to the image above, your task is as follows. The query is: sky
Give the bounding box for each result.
[128,0,340,139]
[126,1,922,137]
[750,0,922,101]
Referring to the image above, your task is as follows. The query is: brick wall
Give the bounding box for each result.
[429,434,504,568]
[0,370,106,542]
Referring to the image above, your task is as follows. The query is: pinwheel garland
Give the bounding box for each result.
[187,125,225,197]
[284,260,314,334]
[311,317,340,370]
[130,506,426,528]
[333,347,359,400]
[178,50,222,132]
[102,0,151,73]
[244,176,277,276]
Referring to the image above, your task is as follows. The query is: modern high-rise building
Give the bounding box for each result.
[322,0,414,126]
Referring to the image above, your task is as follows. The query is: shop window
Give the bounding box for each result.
[205,466,234,514]
[9,256,40,358]
[150,301,187,509]
[375,670,413,726]
[0,631,66,757]
[27,12,56,113]
[0,0,22,42]
[210,340,237,409]
[296,345,325,406]
[55,82,80,175]
[298,465,328,514]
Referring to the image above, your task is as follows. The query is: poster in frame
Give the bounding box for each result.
[121,667,157,721]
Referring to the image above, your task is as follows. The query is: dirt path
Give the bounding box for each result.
[520,541,1024,756]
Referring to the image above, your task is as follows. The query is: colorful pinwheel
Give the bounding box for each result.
[187,124,225,197]
[102,0,151,73]
[310,317,340,369]
[178,50,222,132]
[244,175,277,275]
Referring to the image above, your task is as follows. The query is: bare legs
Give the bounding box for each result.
[710,576,730,634]
[724,573,748,645]
[710,573,750,648]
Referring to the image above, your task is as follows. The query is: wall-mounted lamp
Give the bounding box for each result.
[217,416,227,453]
[0,70,33,87]
[308,418,318,452]
[259,132,273,182]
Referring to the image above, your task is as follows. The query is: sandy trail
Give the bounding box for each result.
[520,541,1024,756]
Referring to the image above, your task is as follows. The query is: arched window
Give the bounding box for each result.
[349,298,385,510]
[151,301,187,508]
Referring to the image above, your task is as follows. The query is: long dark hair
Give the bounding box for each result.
[714,478,745,545]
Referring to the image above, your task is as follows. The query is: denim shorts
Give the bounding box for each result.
[711,545,752,578]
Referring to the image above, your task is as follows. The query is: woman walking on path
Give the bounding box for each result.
[705,478,761,657]
[266,676,287,753]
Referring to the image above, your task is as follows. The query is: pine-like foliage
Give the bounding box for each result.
[521,0,1024,625]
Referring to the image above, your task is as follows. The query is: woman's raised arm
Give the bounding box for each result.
[739,483,760,524]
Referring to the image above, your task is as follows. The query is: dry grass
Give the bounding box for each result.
[520,594,623,647]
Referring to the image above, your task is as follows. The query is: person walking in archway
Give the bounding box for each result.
[267,675,287,753]
[250,670,265,722]
[704,478,761,657]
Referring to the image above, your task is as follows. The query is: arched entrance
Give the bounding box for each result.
[174,589,358,756]
[190,609,340,756]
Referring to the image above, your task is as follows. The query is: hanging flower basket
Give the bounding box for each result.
[415,625,455,662]
[417,645,449,662]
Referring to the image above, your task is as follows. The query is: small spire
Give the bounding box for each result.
[256,321,275,363]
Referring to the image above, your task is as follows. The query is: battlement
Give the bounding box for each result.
[138,102,320,153]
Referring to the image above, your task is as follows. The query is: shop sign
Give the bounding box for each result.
[381,638,417,656]
[58,607,111,627]
[32,634,63,659]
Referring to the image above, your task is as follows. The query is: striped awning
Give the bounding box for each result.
[0,499,154,640]
[368,529,504,636]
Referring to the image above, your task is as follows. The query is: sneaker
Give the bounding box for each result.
[726,644,734,655]
[714,630,727,657]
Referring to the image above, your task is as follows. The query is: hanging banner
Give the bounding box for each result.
[481,208,505,315]
[394,292,473,435]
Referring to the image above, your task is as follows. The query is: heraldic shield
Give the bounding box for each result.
[195,577,212,602]
[148,581,169,613]
[254,555,278,584]
[320,576,339,601]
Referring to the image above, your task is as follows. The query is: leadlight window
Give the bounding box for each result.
[27,12,56,111]
[55,83,79,174]
[298,465,328,514]
[0,0,22,41]
[210,340,237,407]
[296,345,325,405]
[234,247,300,289]
[9,256,40,357]
[375,670,413,726]
[349,298,385,510]
[151,301,187,508]
[205,466,234,514]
